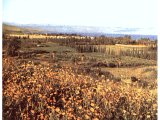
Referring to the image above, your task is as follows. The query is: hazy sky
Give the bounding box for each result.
[3,0,158,34]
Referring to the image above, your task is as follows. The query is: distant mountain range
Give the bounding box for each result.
[3,23,157,40]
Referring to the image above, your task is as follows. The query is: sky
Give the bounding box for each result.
[3,0,158,34]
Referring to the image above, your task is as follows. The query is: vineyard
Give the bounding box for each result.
[3,57,157,120]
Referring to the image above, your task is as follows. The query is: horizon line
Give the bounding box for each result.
[3,22,157,36]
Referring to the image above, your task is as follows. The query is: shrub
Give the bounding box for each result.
[3,58,157,120]
[5,38,21,56]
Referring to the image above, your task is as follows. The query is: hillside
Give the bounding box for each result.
[2,23,42,34]
[3,24,24,33]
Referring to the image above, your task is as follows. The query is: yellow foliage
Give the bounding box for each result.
[3,58,157,120]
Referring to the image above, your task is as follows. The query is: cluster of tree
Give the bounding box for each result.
[70,45,156,60]
[3,32,157,46]
[51,34,156,46]
[3,33,29,40]
[57,36,132,45]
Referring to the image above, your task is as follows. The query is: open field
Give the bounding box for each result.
[2,32,157,119]
[115,44,148,47]
[3,57,157,120]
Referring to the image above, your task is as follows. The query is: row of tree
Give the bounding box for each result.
[71,45,157,60]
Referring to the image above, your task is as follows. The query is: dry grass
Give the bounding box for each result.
[3,57,157,120]
[102,66,157,80]
[115,44,147,47]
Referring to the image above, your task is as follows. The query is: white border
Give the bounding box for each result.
[157,0,160,119]
[0,0,2,119]
[0,0,159,120]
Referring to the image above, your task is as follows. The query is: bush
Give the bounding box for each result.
[5,38,21,56]
[3,58,157,120]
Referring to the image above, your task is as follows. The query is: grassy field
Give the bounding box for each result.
[16,40,157,81]
[32,42,77,53]
[2,34,157,119]
[115,44,148,47]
